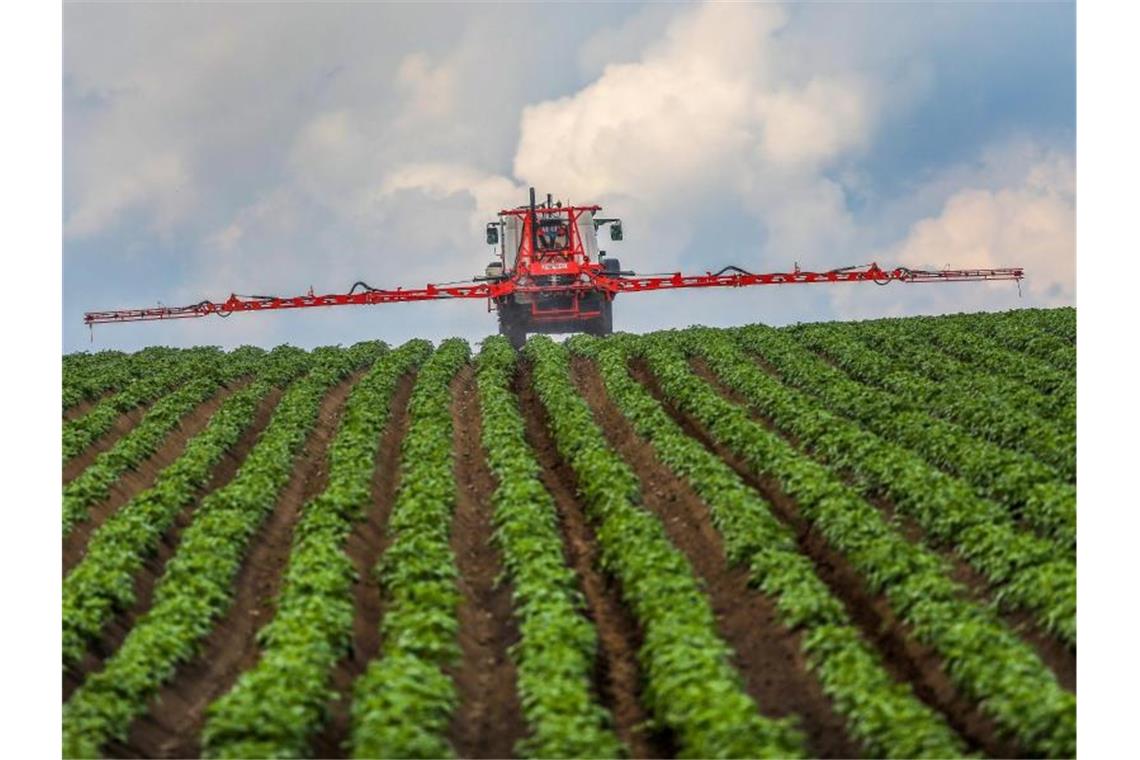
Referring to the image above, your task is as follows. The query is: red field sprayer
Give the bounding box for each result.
[84,188,1025,347]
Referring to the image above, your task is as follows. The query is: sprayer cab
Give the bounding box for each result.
[482,188,624,347]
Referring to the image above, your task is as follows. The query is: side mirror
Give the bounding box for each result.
[486,224,499,246]
[610,221,623,241]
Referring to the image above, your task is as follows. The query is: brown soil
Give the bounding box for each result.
[63,404,153,483]
[309,371,415,759]
[702,355,1078,689]
[445,366,527,758]
[630,359,1023,758]
[62,389,284,703]
[942,546,1077,691]
[63,382,247,575]
[64,391,114,422]
[515,363,673,759]
[108,372,364,759]
[572,357,859,758]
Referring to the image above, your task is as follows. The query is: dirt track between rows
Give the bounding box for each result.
[446,366,527,758]
[516,362,672,759]
[62,388,283,704]
[630,357,1022,759]
[572,356,859,758]
[312,371,416,758]
[109,372,362,759]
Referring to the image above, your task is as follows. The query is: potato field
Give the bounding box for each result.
[61,307,1076,759]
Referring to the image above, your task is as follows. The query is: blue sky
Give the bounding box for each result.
[63,1,1075,354]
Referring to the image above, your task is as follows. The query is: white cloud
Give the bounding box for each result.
[65,151,193,238]
[831,143,1075,319]
[511,1,875,269]
[395,52,457,122]
[514,3,874,197]
[379,163,522,231]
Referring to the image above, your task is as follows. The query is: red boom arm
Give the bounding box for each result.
[83,262,1024,325]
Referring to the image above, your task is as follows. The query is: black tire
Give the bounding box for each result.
[601,298,613,334]
[499,312,527,349]
[582,298,613,337]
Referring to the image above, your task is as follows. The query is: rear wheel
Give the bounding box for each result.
[583,297,613,337]
[498,312,527,350]
[601,298,613,334]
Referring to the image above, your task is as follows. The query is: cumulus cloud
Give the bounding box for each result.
[510,1,876,270]
[831,143,1074,319]
[379,164,522,228]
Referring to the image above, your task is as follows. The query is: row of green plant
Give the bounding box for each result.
[524,335,807,759]
[201,340,430,759]
[935,312,1077,385]
[951,310,1075,373]
[789,322,1077,483]
[686,328,1075,645]
[475,336,625,758]
[62,345,313,669]
[1016,306,1076,344]
[855,317,1075,422]
[62,342,383,759]
[62,346,269,535]
[63,346,228,461]
[63,348,192,413]
[734,324,1075,549]
[569,334,965,758]
[349,338,470,759]
[793,321,1076,480]
[63,348,124,376]
[843,316,1071,430]
[62,349,134,412]
[638,333,1076,757]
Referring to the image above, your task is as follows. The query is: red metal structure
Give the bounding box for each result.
[85,188,1025,347]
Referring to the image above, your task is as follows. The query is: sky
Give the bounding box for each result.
[62,1,1075,354]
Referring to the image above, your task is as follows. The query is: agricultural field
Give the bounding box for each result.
[61,306,1076,759]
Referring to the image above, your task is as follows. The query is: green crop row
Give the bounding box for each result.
[569,334,965,758]
[349,338,469,760]
[952,311,1075,373]
[63,350,127,411]
[524,335,806,759]
[846,318,1075,431]
[62,346,269,536]
[688,328,1075,644]
[62,342,383,759]
[62,346,312,669]
[475,337,625,758]
[63,347,176,413]
[1016,306,1076,344]
[201,340,430,759]
[734,325,1075,549]
[638,332,1075,757]
[63,346,228,461]
[789,322,1077,483]
[858,317,1076,423]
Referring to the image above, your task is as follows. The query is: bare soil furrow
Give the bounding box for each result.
[62,389,283,703]
[572,357,859,758]
[516,363,672,760]
[446,366,527,758]
[311,372,415,759]
[691,356,1077,688]
[630,359,1021,759]
[64,391,115,422]
[63,405,152,482]
[110,373,363,759]
[62,382,246,574]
